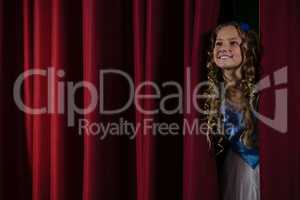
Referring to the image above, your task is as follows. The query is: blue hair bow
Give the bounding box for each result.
[240,22,250,32]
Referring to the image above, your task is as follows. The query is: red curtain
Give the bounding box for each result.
[183,0,219,200]
[2,0,300,200]
[259,0,300,199]
[1,0,219,200]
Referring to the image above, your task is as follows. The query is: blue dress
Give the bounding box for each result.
[220,101,260,200]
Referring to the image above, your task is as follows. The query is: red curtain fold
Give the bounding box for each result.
[82,0,133,200]
[1,0,31,199]
[183,0,219,200]
[260,0,300,199]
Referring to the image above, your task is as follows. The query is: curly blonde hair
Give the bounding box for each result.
[204,22,261,150]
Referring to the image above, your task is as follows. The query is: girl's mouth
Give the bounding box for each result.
[217,54,233,60]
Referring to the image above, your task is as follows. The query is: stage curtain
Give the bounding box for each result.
[259,0,300,199]
[182,0,219,200]
[0,0,219,200]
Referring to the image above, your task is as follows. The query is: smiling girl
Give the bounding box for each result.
[205,22,261,200]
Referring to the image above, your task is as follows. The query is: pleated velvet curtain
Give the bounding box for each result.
[1,0,300,200]
[1,0,219,200]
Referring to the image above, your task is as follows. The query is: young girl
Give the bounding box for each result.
[205,22,261,200]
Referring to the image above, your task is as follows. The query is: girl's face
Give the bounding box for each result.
[213,26,243,69]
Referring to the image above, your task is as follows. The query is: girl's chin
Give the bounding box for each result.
[216,63,240,69]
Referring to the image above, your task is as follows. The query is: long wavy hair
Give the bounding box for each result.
[205,22,261,149]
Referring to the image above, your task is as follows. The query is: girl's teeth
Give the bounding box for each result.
[220,55,232,59]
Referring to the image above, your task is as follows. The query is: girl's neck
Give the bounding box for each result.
[222,66,242,86]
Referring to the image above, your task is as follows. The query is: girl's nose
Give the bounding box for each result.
[219,45,232,53]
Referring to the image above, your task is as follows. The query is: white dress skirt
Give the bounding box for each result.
[221,149,260,200]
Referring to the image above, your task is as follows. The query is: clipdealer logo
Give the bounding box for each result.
[13,66,288,134]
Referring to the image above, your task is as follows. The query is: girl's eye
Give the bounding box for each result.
[215,42,222,46]
[230,41,239,46]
